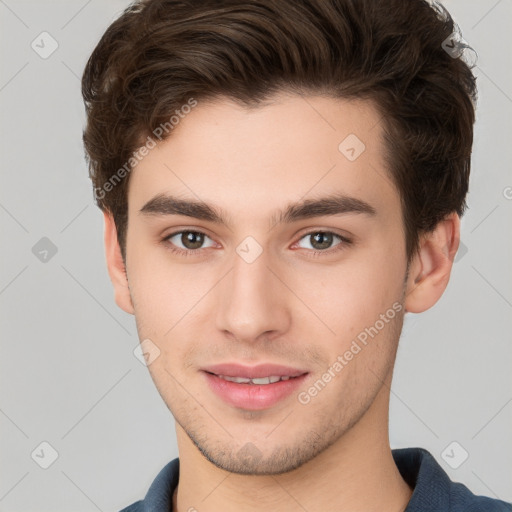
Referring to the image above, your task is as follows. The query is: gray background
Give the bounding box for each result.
[0,0,511,510]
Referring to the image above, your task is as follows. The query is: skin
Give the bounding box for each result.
[103,92,460,512]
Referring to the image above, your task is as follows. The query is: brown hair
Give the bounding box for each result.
[81,0,477,262]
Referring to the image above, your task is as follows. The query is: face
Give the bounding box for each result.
[121,93,410,474]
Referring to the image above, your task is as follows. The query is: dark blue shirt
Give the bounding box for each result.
[120,447,511,511]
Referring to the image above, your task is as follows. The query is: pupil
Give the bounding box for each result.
[312,232,332,250]
[183,231,203,249]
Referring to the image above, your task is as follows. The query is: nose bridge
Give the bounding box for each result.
[215,242,290,341]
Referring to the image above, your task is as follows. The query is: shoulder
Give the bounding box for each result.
[392,447,511,512]
[119,501,143,512]
[447,481,511,511]
[118,458,180,512]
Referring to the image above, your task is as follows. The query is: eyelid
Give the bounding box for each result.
[294,231,345,248]
[295,226,352,241]
[164,229,216,249]
[162,227,352,257]
[292,230,353,258]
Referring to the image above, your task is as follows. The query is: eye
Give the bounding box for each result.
[163,230,216,255]
[162,229,352,258]
[295,231,350,255]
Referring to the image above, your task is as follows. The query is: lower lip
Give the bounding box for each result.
[203,372,308,410]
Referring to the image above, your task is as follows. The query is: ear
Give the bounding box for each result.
[404,212,460,313]
[103,211,134,315]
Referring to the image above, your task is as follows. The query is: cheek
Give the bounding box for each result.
[286,250,405,341]
[127,222,406,341]
[127,230,200,312]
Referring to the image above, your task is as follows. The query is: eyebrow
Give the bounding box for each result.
[139,192,377,228]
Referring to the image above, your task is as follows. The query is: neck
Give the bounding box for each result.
[172,380,413,512]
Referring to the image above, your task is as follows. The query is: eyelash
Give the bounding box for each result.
[161,229,352,258]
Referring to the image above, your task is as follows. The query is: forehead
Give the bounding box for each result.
[128,93,400,224]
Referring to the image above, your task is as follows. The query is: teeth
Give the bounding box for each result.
[220,375,252,384]
[251,376,276,385]
[218,375,293,385]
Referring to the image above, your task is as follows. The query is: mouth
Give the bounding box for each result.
[209,374,299,385]
[201,363,309,410]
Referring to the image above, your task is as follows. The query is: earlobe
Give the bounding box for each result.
[404,213,460,313]
[103,211,135,315]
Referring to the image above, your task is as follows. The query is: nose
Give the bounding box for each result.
[215,246,291,343]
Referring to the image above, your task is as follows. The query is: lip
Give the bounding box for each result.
[202,363,309,411]
[202,363,307,379]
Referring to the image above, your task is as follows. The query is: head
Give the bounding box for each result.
[82,0,476,474]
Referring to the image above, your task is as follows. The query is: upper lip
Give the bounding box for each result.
[202,363,308,379]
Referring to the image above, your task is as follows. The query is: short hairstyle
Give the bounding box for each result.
[81,0,477,262]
